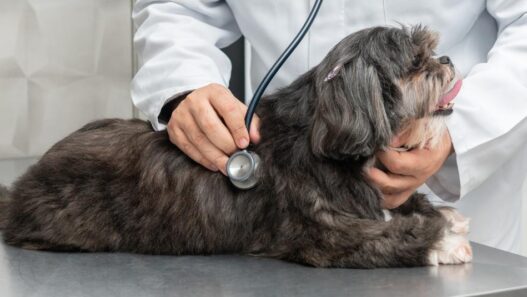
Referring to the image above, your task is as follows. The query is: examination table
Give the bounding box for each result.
[1,235,526,297]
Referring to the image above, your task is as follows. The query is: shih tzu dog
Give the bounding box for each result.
[0,26,471,268]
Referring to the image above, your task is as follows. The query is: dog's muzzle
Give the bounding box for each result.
[434,71,462,116]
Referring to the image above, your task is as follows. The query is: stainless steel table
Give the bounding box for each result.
[1,235,526,297]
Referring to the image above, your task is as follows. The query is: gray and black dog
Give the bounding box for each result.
[0,26,471,268]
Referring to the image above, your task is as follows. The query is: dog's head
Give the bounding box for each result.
[310,26,461,160]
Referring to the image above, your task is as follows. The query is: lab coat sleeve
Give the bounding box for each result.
[427,0,527,201]
[131,0,242,131]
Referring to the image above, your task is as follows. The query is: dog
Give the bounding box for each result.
[0,26,471,268]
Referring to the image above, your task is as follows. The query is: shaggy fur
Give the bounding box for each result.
[0,185,9,229]
[0,26,470,268]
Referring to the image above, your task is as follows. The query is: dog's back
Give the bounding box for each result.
[2,119,264,254]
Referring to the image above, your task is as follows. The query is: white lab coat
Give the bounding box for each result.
[131,0,527,253]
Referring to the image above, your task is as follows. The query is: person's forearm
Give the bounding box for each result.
[428,1,527,200]
[131,0,241,131]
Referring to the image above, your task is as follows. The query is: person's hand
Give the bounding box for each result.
[167,83,261,175]
[367,131,454,209]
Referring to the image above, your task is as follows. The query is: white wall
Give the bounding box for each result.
[0,0,134,164]
[522,177,527,256]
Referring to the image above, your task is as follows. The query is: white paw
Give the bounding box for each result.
[438,207,470,235]
[428,207,472,266]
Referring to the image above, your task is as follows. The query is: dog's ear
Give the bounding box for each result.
[310,59,393,160]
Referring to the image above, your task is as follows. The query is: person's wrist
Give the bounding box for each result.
[158,91,193,124]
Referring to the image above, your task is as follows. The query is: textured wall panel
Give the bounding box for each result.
[0,0,133,159]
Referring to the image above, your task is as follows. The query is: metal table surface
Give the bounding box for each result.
[1,235,527,297]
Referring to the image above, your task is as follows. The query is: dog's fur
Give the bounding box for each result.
[0,26,471,268]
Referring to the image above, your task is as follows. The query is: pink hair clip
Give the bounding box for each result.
[324,64,342,82]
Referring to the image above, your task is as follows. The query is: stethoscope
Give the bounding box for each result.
[226,0,324,189]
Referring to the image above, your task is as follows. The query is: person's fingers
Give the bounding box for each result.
[167,83,265,174]
[167,126,218,172]
[177,113,229,175]
[389,125,416,148]
[367,167,417,195]
[249,113,262,144]
[368,168,416,209]
[389,134,404,148]
[437,130,455,154]
[209,86,250,149]
[188,98,238,155]
[376,148,428,176]
[382,189,415,209]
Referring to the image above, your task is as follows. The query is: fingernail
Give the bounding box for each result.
[220,168,227,176]
[239,138,249,148]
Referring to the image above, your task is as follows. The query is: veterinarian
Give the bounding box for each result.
[131,1,527,254]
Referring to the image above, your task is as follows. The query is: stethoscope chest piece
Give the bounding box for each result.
[227,150,260,189]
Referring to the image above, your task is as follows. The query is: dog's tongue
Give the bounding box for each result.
[438,79,462,107]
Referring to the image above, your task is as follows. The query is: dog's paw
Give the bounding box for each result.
[428,234,472,266]
[428,207,472,266]
[438,207,470,235]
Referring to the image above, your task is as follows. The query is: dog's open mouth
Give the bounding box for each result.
[434,74,462,116]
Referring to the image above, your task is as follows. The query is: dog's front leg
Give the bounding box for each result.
[278,211,470,268]
[389,193,472,265]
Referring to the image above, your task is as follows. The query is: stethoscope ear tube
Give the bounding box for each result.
[227,0,324,190]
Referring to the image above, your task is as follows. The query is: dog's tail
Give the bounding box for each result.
[0,184,11,230]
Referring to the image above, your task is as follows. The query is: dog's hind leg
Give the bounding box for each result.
[3,220,117,252]
[2,192,122,253]
[3,232,87,252]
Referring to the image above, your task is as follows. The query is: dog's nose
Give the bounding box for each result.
[439,56,451,65]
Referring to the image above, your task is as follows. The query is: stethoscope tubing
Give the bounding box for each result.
[244,0,324,129]
[228,0,324,190]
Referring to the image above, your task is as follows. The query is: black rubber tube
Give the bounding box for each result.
[244,0,324,129]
